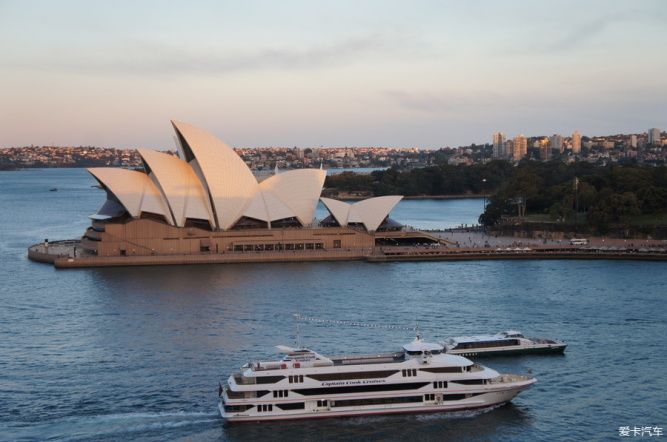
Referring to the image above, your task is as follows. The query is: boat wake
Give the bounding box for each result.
[345,403,503,426]
[3,411,221,441]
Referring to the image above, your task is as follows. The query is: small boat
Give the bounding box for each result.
[443,330,567,357]
[218,333,536,422]
[49,188,58,191]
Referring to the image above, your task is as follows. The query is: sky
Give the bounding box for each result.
[1,0,666,151]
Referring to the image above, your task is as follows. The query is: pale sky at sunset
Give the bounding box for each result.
[1,0,665,150]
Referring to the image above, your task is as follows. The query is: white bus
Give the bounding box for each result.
[569,238,589,245]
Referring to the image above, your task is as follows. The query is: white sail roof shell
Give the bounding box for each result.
[319,197,352,226]
[88,121,402,231]
[257,169,327,225]
[137,149,214,228]
[88,167,172,222]
[171,120,258,230]
[243,188,295,223]
[320,195,403,232]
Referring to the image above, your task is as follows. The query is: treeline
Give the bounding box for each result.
[324,160,667,233]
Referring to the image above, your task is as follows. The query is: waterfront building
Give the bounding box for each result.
[648,128,661,145]
[572,131,582,154]
[29,121,441,268]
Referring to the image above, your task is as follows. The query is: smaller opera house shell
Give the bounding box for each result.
[69,121,406,266]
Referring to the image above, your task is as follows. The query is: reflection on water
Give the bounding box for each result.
[1,169,666,441]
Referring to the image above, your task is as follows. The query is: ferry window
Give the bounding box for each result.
[315,243,324,249]
[265,244,274,251]
[333,240,341,249]
[299,375,304,382]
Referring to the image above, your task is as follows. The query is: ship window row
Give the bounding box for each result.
[225,389,270,399]
[433,381,448,389]
[420,367,465,374]
[276,402,306,411]
[317,400,328,408]
[451,379,487,385]
[425,393,483,402]
[457,340,519,349]
[295,382,429,396]
[255,375,286,384]
[233,243,324,252]
[257,404,273,412]
[273,390,289,398]
[331,395,423,408]
[402,369,418,377]
[307,370,398,382]
[289,375,304,383]
[224,404,253,413]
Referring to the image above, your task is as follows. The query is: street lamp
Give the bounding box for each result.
[482,178,487,209]
[482,178,487,230]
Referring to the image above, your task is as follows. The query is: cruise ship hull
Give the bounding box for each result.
[219,382,531,422]
[447,344,567,358]
[219,335,536,423]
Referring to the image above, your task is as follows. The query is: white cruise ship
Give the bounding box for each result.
[443,330,567,357]
[218,334,536,422]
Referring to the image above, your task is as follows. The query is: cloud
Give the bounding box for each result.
[506,12,627,56]
[386,90,505,116]
[9,30,420,78]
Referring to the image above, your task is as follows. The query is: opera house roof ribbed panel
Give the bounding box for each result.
[320,195,403,232]
[171,120,258,230]
[88,167,172,222]
[258,169,327,225]
[88,121,402,232]
[137,148,214,228]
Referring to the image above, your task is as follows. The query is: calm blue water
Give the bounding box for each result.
[1,169,665,441]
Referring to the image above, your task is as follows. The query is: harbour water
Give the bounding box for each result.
[1,169,665,441]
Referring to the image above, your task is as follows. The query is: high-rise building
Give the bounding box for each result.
[492,132,507,159]
[648,128,661,145]
[512,134,527,161]
[630,135,637,148]
[550,134,563,153]
[539,138,551,161]
[572,131,582,154]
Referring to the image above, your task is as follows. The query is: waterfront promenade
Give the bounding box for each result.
[28,228,667,268]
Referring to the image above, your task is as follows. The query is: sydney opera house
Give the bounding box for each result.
[29,121,442,268]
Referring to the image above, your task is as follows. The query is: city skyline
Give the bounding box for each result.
[1,1,666,151]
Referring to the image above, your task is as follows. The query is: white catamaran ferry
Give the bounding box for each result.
[218,333,536,422]
[443,330,567,357]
